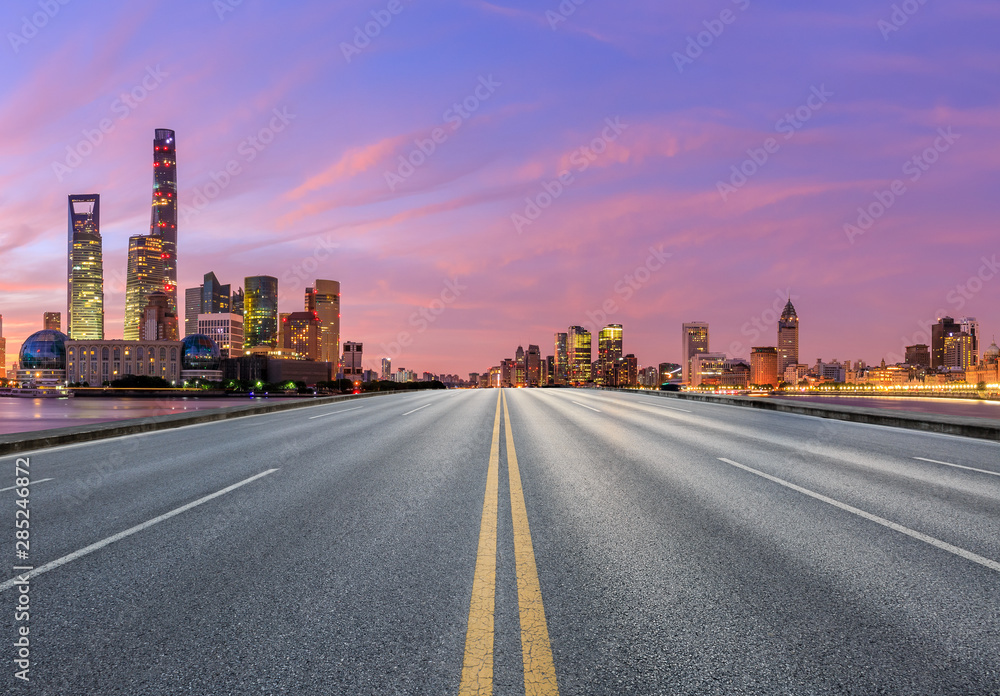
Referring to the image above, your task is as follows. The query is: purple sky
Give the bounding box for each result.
[2,0,999,376]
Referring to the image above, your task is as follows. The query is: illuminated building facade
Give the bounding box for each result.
[342,341,363,379]
[554,332,568,384]
[306,280,341,367]
[198,313,244,358]
[944,332,975,370]
[140,291,179,341]
[777,299,799,374]
[526,344,541,387]
[124,235,164,340]
[931,317,960,368]
[514,346,526,387]
[67,339,182,386]
[681,322,709,384]
[691,352,728,388]
[67,194,104,340]
[283,311,321,360]
[750,346,780,388]
[567,326,592,384]
[0,315,6,380]
[185,272,232,337]
[244,275,279,349]
[382,358,392,380]
[150,129,178,317]
[598,324,623,386]
[905,344,930,368]
[44,313,61,331]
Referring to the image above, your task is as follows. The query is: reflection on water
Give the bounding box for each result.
[0,396,294,435]
[770,395,1000,420]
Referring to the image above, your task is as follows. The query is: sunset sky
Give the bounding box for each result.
[2,0,999,375]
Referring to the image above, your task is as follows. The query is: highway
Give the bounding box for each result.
[2,388,999,695]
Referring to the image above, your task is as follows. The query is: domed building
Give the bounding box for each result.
[17,330,68,385]
[966,338,1000,388]
[180,334,223,382]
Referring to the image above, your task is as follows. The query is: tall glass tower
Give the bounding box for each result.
[244,276,279,349]
[124,235,164,340]
[67,194,104,340]
[567,326,592,384]
[598,324,623,386]
[306,280,341,366]
[777,299,799,374]
[150,129,178,316]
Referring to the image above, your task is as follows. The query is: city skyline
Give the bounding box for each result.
[2,0,999,375]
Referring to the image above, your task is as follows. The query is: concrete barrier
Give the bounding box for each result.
[0,390,426,456]
[604,389,1000,442]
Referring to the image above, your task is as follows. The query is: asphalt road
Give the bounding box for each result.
[1,388,998,695]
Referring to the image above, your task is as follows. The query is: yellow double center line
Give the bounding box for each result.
[459,390,559,696]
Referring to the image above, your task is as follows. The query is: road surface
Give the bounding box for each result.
[2,389,998,695]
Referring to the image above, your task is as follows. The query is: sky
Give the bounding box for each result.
[1,0,999,376]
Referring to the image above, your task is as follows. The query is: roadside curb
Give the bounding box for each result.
[605,389,1000,442]
[0,390,421,456]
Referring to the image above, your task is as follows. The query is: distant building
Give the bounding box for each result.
[944,332,975,370]
[230,287,244,316]
[140,291,178,341]
[526,344,541,387]
[960,317,980,357]
[554,332,569,384]
[198,313,244,358]
[244,276,279,349]
[124,234,164,340]
[149,129,178,318]
[515,345,526,387]
[382,357,392,381]
[658,362,682,383]
[598,324,623,386]
[931,317,960,368]
[567,326,592,384]
[306,280,341,368]
[283,311,321,360]
[621,354,638,387]
[184,287,202,337]
[750,347,780,388]
[0,315,5,380]
[905,344,930,368]
[43,312,61,331]
[777,299,799,374]
[67,339,182,385]
[681,322,709,384]
[67,194,104,340]
[342,341,363,379]
[691,352,727,388]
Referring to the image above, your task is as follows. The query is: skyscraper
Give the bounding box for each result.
[185,272,231,337]
[382,357,392,381]
[777,299,799,374]
[244,276,279,349]
[681,322,709,384]
[960,317,980,360]
[515,345,526,387]
[931,317,960,368]
[231,287,245,316]
[306,280,341,367]
[567,326,592,384]
[67,194,104,340]
[184,287,201,337]
[598,324,623,386]
[44,313,61,331]
[150,129,178,317]
[140,291,178,341]
[283,311,321,360]
[526,345,541,387]
[0,315,6,380]
[124,235,164,340]
[554,332,568,385]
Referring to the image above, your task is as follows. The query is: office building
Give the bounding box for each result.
[149,129,178,317]
[598,324,623,386]
[621,354,638,387]
[244,276,279,349]
[306,280,341,367]
[554,332,569,385]
[691,352,728,388]
[185,272,232,337]
[44,313,61,331]
[681,322,709,384]
[283,311,321,360]
[750,347,780,388]
[198,313,244,358]
[931,317,960,368]
[526,344,541,387]
[184,287,202,337]
[231,288,244,316]
[777,299,799,374]
[67,194,104,340]
[960,317,980,358]
[905,344,930,368]
[342,341,363,379]
[567,326,592,384]
[382,358,392,381]
[124,235,165,340]
[944,333,975,370]
[0,315,6,380]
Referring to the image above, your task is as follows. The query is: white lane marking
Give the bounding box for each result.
[402,404,432,416]
[0,478,53,493]
[307,406,365,420]
[913,457,1000,478]
[717,458,1000,573]
[0,469,280,593]
[571,401,602,413]
[647,403,692,413]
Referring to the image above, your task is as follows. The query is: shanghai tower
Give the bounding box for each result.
[150,128,178,317]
